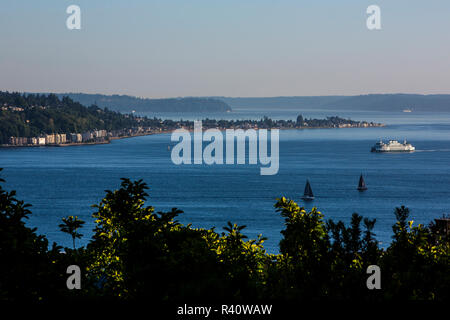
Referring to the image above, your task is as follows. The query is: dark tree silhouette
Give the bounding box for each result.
[59,216,85,249]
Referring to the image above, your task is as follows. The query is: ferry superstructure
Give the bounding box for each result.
[371,140,415,152]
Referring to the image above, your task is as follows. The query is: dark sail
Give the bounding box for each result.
[304,180,314,197]
[358,174,367,191]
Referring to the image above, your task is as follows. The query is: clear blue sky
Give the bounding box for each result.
[1,0,450,98]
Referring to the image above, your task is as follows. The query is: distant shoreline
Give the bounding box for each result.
[0,124,384,149]
[0,132,168,148]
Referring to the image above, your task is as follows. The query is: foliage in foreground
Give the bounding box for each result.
[0,171,448,302]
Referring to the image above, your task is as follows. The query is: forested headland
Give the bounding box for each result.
[0,91,158,144]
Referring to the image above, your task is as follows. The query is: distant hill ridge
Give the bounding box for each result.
[33,93,450,113]
[215,94,450,112]
[51,93,232,113]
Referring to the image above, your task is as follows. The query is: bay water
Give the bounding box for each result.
[1,109,450,253]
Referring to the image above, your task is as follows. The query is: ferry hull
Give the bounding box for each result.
[371,148,415,153]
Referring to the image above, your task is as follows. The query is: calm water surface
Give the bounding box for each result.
[1,110,450,252]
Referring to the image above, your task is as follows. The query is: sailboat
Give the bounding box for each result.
[357,174,368,191]
[301,180,314,201]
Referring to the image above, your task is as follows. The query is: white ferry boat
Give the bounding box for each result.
[371,140,415,152]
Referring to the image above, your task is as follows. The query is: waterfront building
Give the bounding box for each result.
[82,132,93,142]
[69,133,77,142]
[45,134,55,145]
[69,133,82,143]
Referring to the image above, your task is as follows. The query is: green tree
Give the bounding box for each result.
[271,197,330,298]
[380,206,450,300]
[87,178,154,296]
[0,168,65,302]
[87,178,270,300]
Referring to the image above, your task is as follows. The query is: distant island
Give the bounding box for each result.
[49,93,232,113]
[215,94,450,112]
[0,92,383,147]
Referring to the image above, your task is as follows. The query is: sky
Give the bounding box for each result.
[1,0,450,98]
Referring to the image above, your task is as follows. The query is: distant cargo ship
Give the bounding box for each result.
[371,140,415,152]
[403,108,412,113]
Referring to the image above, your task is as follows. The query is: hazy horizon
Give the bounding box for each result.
[1,0,450,98]
[17,91,450,100]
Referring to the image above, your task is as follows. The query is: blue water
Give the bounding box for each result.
[1,110,450,253]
